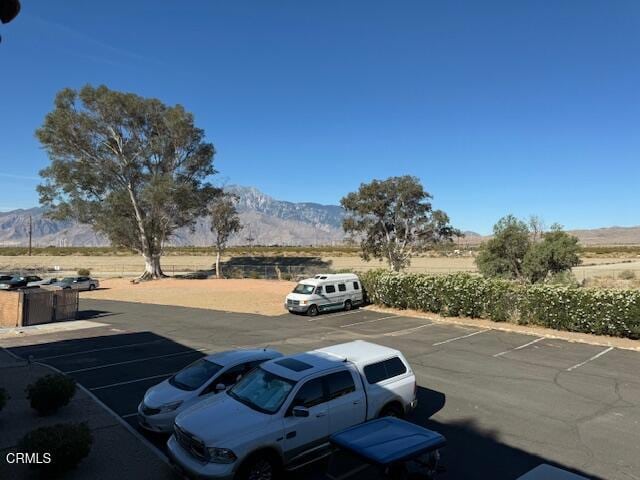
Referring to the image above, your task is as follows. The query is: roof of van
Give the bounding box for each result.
[298,273,360,284]
[313,341,402,367]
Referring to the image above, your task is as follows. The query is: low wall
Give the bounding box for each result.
[0,292,22,328]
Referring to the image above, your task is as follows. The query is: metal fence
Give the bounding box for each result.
[21,288,79,326]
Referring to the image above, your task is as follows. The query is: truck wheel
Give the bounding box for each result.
[379,403,404,419]
[344,300,352,311]
[236,453,278,480]
[89,284,95,291]
[307,304,319,317]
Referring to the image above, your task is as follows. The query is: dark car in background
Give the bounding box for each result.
[0,275,44,290]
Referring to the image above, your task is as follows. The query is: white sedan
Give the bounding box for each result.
[138,348,282,433]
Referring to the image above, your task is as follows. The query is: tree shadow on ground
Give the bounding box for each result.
[177,256,334,280]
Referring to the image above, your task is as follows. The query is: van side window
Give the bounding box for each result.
[363,357,408,384]
[353,281,360,290]
[338,284,346,292]
[326,371,355,400]
[325,285,336,294]
[315,286,323,294]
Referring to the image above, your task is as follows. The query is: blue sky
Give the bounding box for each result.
[1,1,638,234]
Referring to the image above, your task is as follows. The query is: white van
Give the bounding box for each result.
[285,273,363,316]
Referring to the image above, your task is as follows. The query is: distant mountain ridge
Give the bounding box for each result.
[0,186,347,247]
[0,187,638,247]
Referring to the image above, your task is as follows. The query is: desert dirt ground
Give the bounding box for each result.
[84,278,296,316]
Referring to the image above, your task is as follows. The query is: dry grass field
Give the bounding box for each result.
[1,253,639,286]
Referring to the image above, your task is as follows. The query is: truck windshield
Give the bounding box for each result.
[169,358,224,391]
[292,284,315,295]
[228,367,295,414]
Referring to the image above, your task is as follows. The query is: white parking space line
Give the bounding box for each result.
[90,373,176,391]
[566,347,614,372]
[433,329,488,346]
[493,337,544,358]
[340,315,400,328]
[38,339,167,361]
[307,310,361,322]
[64,348,207,374]
[121,412,139,419]
[384,324,434,337]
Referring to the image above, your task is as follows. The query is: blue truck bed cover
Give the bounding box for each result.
[329,418,446,466]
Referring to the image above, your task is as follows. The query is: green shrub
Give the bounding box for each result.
[26,374,76,416]
[0,387,7,411]
[361,270,640,339]
[619,270,636,280]
[77,268,91,277]
[18,422,92,473]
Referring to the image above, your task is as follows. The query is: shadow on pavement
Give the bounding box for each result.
[5,331,602,480]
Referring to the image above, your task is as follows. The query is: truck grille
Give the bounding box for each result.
[287,299,300,306]
[174,424,208,462]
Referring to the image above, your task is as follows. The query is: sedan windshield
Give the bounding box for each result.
[228,367,295,414]
[292,284,315,295]
[169,358,223,391]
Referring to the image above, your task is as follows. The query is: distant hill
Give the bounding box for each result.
[0,189,638,247]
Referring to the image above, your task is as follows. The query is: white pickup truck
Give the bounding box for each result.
[167,340,417,480]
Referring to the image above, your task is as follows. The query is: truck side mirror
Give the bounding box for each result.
[292,406,309,418]
[215,383,226,392]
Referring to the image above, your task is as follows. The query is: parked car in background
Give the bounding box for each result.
[168,340,417,480]
[53,276,100,291]
[138,348,283,433]
[285,273,363,316]
[26,277,58,287]
[0,275,29,290]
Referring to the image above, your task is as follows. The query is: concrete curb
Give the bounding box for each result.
[363,305,640,352]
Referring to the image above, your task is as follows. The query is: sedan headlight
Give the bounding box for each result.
[207,447,237,464]
[158,400,183,413]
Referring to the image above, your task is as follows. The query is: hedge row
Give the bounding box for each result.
[360,270,640,339]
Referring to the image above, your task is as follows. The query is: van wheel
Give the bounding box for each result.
[236,453,278,480]
[344,300,352,311]
[379,403,404,419]
[307,304,319,317]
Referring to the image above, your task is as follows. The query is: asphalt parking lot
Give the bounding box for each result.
[3,298,639,480]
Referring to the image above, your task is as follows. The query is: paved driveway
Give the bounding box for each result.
[3,299,639,480]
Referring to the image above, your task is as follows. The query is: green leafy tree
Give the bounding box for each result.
[210,193,242,278]
[523,224,581,283]
[476,215,531,280]
[478,217,581,283]
[36,85,219,280]
[341,176,459,271]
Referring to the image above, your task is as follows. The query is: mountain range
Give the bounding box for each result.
[0,185,638,247]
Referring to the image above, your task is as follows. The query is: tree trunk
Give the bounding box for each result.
[139,253,165,281]
[215,251,221,279]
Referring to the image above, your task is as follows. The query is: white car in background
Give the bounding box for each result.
[138,348,282,433]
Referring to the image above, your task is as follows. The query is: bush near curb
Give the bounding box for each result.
[18,422,92,473]
[360,270,640,339]
[26,374,76,416]
[77,268,91,277]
